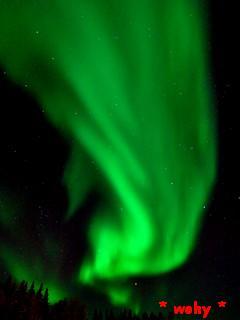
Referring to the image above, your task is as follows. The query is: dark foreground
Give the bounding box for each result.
[0,278,176,320]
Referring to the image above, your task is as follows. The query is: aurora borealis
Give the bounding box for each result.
[0,0,216,311]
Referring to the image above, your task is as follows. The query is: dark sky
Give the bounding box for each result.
[0,0,238,318]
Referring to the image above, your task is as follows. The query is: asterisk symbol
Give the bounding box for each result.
[218,301,227,308]
[159,301,168,308]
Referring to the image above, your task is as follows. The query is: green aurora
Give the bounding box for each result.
[0,0,216,309]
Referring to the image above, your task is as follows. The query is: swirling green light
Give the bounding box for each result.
[0,0,216,309]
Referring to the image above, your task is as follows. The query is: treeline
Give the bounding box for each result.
[92,309,174,320]
[0,277,87,320]
[0,278,175,319]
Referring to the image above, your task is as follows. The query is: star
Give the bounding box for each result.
[218,301,227,308]
[159,301,168,308]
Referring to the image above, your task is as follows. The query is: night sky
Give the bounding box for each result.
[0,0,238,318]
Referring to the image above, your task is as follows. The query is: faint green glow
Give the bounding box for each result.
[0,246,67,304]
[0,190,18,228]
[0,0,216,310]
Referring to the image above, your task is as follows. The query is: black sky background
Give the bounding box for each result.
[0,0,238,317]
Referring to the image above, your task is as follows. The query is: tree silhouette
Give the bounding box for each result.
[0,277,173,320]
